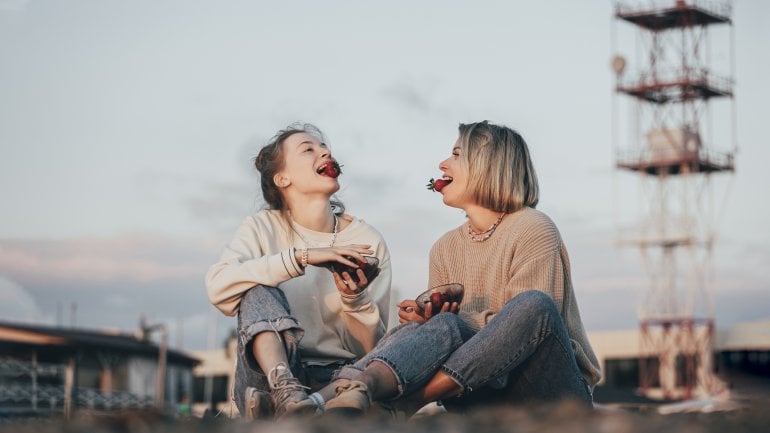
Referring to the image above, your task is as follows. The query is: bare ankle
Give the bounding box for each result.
[362,360,399,401]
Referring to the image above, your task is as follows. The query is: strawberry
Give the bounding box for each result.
[415,283,464,312]
[318,160,342,178]
[426,177,451,192]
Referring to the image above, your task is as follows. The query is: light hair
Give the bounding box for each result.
[458,120,539,213]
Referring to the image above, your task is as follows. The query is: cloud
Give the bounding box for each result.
[0,276,44,323]
[0,235,214,287]
[380,76,455,121]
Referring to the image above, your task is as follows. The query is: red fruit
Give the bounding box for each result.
[318,160,342,178]
[426,177,451,192]
[430,292,446,307]
[415,283,465,312]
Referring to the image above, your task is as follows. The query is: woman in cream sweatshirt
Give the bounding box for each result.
[205,123,391,419]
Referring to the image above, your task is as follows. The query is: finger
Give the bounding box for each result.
[344,244,372,251]
[335,255,360,268]
[342,272,359,292]
[450,302,460,314]
[397,300,417,309]
[355,269,368,287]
[424,302,434,319]
[440,302,451,313]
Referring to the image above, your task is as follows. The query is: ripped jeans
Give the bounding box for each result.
[232,285,352,414]
[336,290,592,409]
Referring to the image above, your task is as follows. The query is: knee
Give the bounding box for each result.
[241,284,277,306]
[502,290,558,319]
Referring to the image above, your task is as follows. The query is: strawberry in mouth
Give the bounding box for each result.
[317,160,342,178]
[426,177,452,192]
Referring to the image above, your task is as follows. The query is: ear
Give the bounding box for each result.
[273,173,291,188]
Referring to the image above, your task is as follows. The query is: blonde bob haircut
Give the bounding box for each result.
[458,120,539,213]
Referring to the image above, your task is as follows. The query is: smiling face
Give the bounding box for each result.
[437,138,472,209]
[274,132,341,197]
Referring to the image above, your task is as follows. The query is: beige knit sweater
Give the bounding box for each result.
[428,207,601,387]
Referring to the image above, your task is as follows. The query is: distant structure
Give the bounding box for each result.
[0,321,198,418]
[610,1,735,400]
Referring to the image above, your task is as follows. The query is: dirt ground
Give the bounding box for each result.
[2,398,769,433]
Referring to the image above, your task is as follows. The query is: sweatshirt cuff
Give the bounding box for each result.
[339,289,371,308]
[280,248,304,278]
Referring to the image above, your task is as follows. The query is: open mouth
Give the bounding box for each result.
[427,176,453,192]
[316,160,342,178]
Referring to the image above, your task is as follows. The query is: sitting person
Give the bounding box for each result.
[321,120,601,416]
[205,123,392,419]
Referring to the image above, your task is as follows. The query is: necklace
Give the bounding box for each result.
[467,212,505,242]
[291,213,338,247]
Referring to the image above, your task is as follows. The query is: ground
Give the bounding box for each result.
[2,398,770,433]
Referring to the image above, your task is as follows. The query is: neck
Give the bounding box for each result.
[465,204,504,233]
[286,196,335,232]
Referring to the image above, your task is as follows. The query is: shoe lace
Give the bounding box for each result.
[269,366,310,407]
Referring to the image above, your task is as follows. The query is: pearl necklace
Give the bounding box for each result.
[467,212,505,242]
[291,213,338,247]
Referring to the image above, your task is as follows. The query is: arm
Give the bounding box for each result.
[337,238,392,355]
[205,217,303,316]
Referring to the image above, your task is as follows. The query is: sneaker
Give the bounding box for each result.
[324,380,371,416]
[268,364,317,419]
[244,387,273,419]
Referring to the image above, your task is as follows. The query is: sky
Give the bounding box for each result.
[1,0,768,351]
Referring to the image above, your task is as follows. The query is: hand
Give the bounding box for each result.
[397,299,459,324]
[332,266,380,296]
[297,244,374,268]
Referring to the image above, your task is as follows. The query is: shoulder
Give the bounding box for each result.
[338,214,387,244]
[504,207,564,256]
[238,210,288,235]
[507,207,560,238]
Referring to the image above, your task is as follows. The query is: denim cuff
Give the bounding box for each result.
[440,365,470,394]
[367,356,406,399]
[239,316,304,371]
[333,364,363,381]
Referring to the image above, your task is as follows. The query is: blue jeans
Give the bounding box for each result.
[233,285,353,414]
[337,290,592,409]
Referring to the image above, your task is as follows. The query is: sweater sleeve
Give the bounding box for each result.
[205,217,303,316]
[337,238,392,355]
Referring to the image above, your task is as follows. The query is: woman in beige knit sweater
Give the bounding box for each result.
[322,120,601,415]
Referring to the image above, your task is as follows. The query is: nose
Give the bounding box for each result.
[320,147,330,159]
[438,158,448,172]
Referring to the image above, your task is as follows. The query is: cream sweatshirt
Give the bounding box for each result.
[205,210,392,363]
[429,207,602,388]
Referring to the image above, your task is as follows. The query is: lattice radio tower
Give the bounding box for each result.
[610,0,736,400]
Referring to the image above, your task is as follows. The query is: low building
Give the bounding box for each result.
[589,319,770,401]
[189,338,237,417]
[0,321,199,418]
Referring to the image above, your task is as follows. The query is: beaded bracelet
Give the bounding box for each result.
[301,248,308,268]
